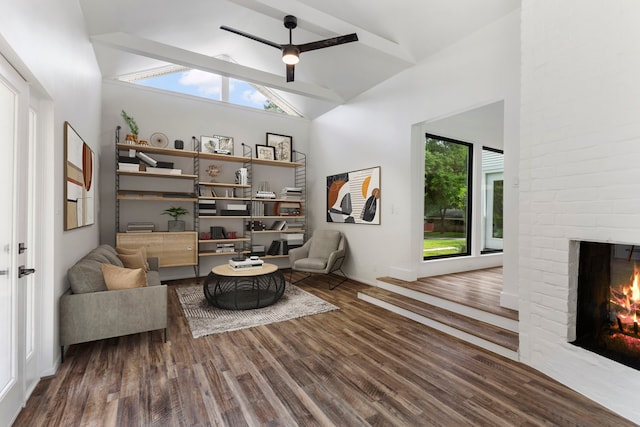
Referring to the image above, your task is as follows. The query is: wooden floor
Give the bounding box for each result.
[14,272,633,426]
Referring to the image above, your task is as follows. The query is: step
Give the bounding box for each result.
[358,287,519,361]
[376,276,518,333]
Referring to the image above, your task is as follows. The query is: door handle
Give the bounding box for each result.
[18,265,35,278]
[0,269,8,276]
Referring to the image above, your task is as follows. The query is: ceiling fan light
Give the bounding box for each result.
[282,46,299,65]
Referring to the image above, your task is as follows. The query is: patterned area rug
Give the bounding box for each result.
[176,284,339,338]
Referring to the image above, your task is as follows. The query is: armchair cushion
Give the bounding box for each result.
[294,257,329,270]
[308,230,341,259]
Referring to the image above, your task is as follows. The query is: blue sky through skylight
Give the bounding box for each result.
[135,69,269,110]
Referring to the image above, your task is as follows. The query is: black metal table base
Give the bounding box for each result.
[203,269,286,310]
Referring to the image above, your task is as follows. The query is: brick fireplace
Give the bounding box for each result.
[520,2,640,423]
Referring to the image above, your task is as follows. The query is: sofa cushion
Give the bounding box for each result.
[308,230,341,259]
[84,245,124,267]
[117,251,149,271]
[101,264,148,290]
[117,246,150,271]
[68,259,108,294]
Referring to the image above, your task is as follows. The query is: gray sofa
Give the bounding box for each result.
[60,244,167,361]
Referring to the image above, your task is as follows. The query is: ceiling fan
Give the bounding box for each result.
[220,15,358,82]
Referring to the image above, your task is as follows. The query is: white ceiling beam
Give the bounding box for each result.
[230,0,415,64]
[91,32,344,103]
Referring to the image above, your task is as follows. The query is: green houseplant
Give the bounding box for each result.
[162,206,189,232]
[121,110,139,143]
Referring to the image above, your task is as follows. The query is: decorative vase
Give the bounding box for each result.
[168,220,185,232]
[125,134,138,144]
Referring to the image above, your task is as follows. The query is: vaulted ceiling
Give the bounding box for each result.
[80,0,520,118]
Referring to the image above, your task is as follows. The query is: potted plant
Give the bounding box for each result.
[162,206,189,232]
[121,110,139,143]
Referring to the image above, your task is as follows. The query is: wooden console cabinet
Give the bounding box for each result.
[117,231,197,267]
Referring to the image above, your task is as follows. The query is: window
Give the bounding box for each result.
[482,147,504,253]
[119,65,301,117]
[423,134,472,259]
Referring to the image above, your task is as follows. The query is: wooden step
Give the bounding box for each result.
[377,271,518,321]
[358,287,519,356]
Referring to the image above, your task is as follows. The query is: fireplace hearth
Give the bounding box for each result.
[573,241,640,370]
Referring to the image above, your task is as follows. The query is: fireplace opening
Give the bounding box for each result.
[573,241,640,370]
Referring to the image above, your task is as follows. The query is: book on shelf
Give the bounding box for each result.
[286,222,304,229]
[227,203,248,211]
[126,222,155,232]
[281,233,304,246]
[118,155,140,164]
[146,167,182,175]
[267,240,281,256]
[136,151,158,167]
[118,163,140,172]
[270,220,287,231]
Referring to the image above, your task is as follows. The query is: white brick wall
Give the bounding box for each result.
[520,1,640,423]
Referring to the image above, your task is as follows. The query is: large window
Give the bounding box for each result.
[482,147,504,253]
[423,134,472,259]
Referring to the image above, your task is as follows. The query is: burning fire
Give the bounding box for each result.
[611,263,640,327]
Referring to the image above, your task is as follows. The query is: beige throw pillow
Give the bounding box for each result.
[117,251,148,271]
[116,246,150,271]
[101,263,148,290]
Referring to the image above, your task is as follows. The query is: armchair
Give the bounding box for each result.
[288,229,347,289]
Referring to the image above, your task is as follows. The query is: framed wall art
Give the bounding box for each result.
[256,144,276,160]
[64,121,96,230]
[327,166,381,224]
[266,132,292,162]
[201,135,234,155]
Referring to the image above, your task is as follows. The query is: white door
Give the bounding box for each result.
[484,172,504,250]
[0,52,31,425]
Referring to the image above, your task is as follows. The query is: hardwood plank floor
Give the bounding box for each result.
[14,273,633,426]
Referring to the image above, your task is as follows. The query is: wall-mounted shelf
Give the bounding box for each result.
[116,143,198,158]
[117,190,197,202]
[117,170,198,180]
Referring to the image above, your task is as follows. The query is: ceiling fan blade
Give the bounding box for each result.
[286,64,295,82]
[298,33,359,53]
[220,25,282,50]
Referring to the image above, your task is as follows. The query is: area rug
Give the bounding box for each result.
[176,284,339,338]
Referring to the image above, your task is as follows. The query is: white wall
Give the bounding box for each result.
[0,0,103,372]
[100,81,310,279]
[519,1,640,423]
[308,11,520,292]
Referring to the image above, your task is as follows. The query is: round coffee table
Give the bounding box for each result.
[203,263,286,310]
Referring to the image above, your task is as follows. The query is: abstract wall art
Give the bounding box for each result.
[327,166,380,224]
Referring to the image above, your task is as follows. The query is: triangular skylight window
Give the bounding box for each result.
[118,64,302,117]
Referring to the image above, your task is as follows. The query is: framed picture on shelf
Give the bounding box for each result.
[201,135,234,155]
[213,135,234,155]
[256,144,276,160]
[266,132,292,162]
[200,136,216,153]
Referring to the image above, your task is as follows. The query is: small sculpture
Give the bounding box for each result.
[206,164,221,182]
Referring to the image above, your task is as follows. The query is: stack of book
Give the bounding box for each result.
[199,201,217,216]
[126,222,155,232]
[216,242,236,253]
[280,187,303,200]
[281,233,304,247]
[121,152,180,174]
[222,203,249,216]
[251,201,265,216]
[286,222,304,231]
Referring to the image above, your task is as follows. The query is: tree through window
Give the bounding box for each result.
[423,134,472,259]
